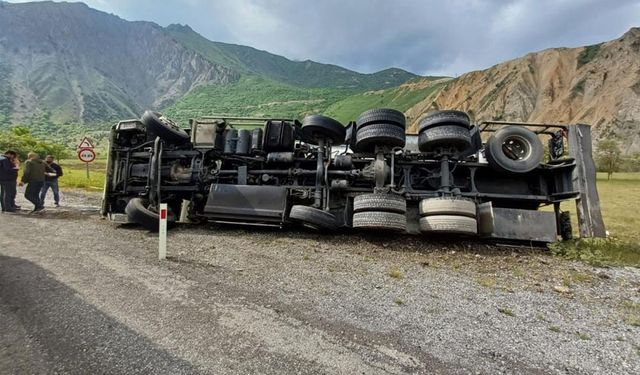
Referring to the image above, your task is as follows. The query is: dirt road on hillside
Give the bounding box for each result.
[1,190,639,374]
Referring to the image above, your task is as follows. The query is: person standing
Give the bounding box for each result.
[0,150,20,213]
[20,152,48,212]
[40,155,63,207]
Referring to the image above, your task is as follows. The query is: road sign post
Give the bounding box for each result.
[159,203,168,260]
[77,137,96,179]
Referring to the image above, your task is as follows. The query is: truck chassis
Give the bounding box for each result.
[101,109,604,243]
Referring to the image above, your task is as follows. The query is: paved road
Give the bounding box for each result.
[1,193,638,374]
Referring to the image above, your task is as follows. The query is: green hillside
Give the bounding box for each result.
[163,75,359,124]
[165,24,417,90]
[0,1,424,143]
[324,79,448,124]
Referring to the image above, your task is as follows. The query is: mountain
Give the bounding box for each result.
[402,28,640,154]
[0,1,418,129]
[0,1,239,125]
[165,24,416,90]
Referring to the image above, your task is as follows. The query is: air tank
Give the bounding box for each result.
[236,129,251,155]
[223,129,238,154]
[251,128,263,153]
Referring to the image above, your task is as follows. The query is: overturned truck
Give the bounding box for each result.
[101,109,605,243]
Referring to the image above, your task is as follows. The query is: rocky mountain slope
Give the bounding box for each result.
[404,28,640,154]
[0,1,416,127]
[0,1,239,125]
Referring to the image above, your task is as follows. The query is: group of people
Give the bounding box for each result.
[0,151,63,213]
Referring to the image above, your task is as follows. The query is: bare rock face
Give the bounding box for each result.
[0,1,238,124]
[406,28,640,154]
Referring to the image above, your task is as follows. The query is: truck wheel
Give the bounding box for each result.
[352,211,407,231]
[356,108,406,130]
[355,123,405,152]
[354,193,406,214]
[418,125,471,152]
[485,126,543,174]
[559,211,573,241]
[418,110,470,132]
[419,198,476,218]
[289,205,338,231]
[125,197,175,231]
[301,115,346,145]
[419,215,477,235]
[141,110,190,144]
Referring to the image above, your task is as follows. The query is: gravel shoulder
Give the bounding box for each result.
[1,189,639,374]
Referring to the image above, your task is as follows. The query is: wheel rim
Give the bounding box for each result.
[501,135,531,160]
[158,114,180,131]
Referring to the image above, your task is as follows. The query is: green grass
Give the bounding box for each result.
[57,159,106,191]
[547,172,640,267]
[387,266,404,279]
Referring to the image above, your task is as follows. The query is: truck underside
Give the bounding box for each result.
[101,109,596,243]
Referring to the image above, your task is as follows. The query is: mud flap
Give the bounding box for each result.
[478,202,557,243]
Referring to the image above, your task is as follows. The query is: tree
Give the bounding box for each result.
[0,126,70,160]
[596,139,622,180]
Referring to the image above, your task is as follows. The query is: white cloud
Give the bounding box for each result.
[8,0,640,76]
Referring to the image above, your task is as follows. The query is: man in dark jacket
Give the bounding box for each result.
[40,155,63,207]
[20,152,48,212]
[0,150,19,212]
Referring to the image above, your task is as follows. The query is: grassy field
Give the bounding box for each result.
[546,173,640,266]
[57,159,106,191]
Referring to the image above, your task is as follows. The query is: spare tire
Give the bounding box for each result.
[141,111,190,144]
[289,205,338,231]
[356,108,406,130]
[418,110,470,132]
[355,123,405,152]
[301,115,346,145]
[485,126,543,174]
[418,125,471,152]
[125,197,176,231]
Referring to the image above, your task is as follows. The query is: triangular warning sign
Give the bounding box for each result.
[78,137,94,149]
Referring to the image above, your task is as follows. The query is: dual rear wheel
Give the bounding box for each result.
[418,198,477,235]
[352,193,407,231]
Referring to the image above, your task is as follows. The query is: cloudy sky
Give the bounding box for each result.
[11,0,640,76]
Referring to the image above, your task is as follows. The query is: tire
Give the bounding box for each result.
[356,108,406,130]
[355,123,405,152]
[352,211,407,231]
[301,115,346,145]
[141,110,190,144]
[419,198,476,218]
[125,197,175,231]
[560,211,573,241]
[418,110,470,132]
[354,194,406,214]
[419,215,477,235]
[289,205,338,231]
[485,126,543,174]
[418,125,471,152]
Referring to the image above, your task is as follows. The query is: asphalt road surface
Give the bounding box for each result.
[1,191,639,374]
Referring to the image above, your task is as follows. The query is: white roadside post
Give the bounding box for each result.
[159,203,168,260]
